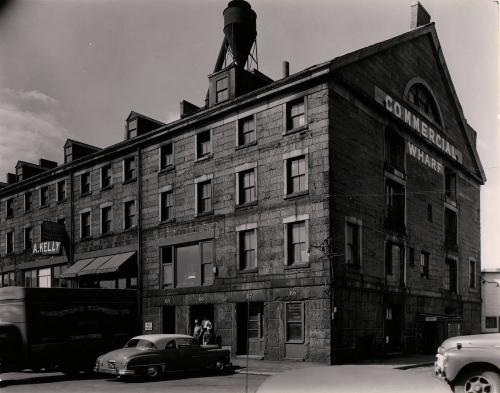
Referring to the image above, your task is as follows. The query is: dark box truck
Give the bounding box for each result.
[0,286,139,374]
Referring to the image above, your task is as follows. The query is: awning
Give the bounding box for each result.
[60,258,94,278]
[60,251,137,279]
[96,251,136,274]
[78,255,113,276]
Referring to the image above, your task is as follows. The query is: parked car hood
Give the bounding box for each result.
[100,347,153,361]
[439,333,500,351]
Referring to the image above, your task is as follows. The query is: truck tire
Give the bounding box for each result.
[453,370,500,393]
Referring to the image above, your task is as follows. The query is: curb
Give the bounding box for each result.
[235,369,276,376]
[394,362,435,370]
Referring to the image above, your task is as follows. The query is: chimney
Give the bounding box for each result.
[411,2,431,29]
[282,61,290,78]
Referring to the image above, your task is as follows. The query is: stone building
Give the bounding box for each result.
[0,1,484,363]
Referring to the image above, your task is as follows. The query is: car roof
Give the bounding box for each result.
[130,334,193,347]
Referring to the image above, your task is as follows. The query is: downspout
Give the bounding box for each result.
[69,168,75,287]
[137,146,143,333]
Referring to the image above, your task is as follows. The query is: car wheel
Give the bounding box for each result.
[453,370,500,393]
[145,366,161,380]
[215,360,225,373]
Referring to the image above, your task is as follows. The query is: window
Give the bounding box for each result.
[385,180,405,230]
[57,180,66,202]
[385,243,403,276]
[197,180,212,214]
[2,272,15,287]
[40,186,49,207]
[160,190,174,221]
[124,157,136,182]
[444,208,457,248]
[64,145,72,163]
[469,259,477,289]
[420,251,429,278]
[124,200,136,229]
[286,98,306,131]
[6,232,14,254]
[216,78,228,103]
[286,156,307,195]
[239,229,257,270]
[80,172,91,195]
[444,258,458,294]
[101,206,112,234]
[238,116,256,146]
[127,118,138,139]
[161,246,173,288]
[485,317,498,329]
[409,247,415,266]
[286,302,304,342]
[345,221,361,265]
[24,191,33,212]
[24,269,38,288]
[406,83,441,124]
[196,130,212,160]
[52,265,67,288]
[161,240,214,288]
[38,268,51,288]
[160,143,174,169]
[445,168,457,203]
[6,198,13,218]
[286,220,308,266]
[24,227,33,251]
[201,241,213,286]
[427,204,433,222]
[385,130,405,173]
[238,169,256,205]
[81,211,91,238]
[101,165,112,188]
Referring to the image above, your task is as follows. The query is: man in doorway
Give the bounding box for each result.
[193,319,203,344]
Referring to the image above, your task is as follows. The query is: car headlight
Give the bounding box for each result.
[117,359,128,369]
[96,356,103,367]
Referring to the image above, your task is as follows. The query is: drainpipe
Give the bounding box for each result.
[69,168,75,287]
[137,146,143,333]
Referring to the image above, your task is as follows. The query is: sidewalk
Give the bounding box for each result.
[231,354,435,376]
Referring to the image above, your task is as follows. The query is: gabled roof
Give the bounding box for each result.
[328,23,486,184]
[126,111,166,126]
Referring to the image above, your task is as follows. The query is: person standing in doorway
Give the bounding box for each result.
[193,319,203,344]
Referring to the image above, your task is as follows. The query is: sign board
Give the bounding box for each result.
[374,86,463,164]
[425,316,438,322]
[32,241,62,256]
[41,221,67,243]
[145,322,153,331]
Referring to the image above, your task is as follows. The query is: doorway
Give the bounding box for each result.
[384,305,403,353]
[189,304,214,335]
[162,306,176,333]
[236,302,264,356]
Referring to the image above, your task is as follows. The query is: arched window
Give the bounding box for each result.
[405,83,441,124]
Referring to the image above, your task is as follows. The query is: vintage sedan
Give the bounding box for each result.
[94,334,231,379]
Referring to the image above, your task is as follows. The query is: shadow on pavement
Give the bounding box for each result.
[0,371,107,387]
[109,369,236,384]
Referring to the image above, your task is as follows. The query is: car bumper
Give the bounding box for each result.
[434,354,446,379]
[94,367,135,376]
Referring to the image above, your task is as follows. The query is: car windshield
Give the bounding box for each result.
[124,339,157,350]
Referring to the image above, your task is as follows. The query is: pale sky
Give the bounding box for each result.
[0,0,498,267]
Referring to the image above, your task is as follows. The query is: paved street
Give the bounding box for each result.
[0,365,447,393]
[0,370,267,393]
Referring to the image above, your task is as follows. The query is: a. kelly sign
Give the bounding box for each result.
[374,86,463,164]
[32,241,62,256]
